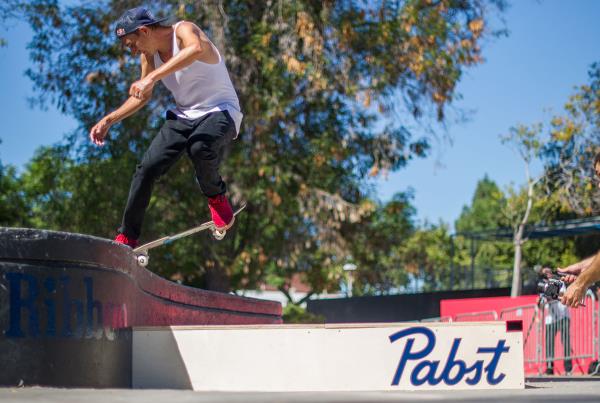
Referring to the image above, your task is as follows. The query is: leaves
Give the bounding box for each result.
[542,63,600,216]
[11,0,504,297]
[0,162,29,227]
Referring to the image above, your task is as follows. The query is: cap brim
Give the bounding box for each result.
[116,16,172,38]
[153,16,172,26]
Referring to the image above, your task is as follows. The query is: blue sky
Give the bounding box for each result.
[0,0,599,228]
[374,0,600,226]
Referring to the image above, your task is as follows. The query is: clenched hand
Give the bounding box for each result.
[560,281,587,308]
[89,118,111,146]
[129,76,155,100]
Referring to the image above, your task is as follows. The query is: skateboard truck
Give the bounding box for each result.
[137,254,150,267]
[213,229,226,240]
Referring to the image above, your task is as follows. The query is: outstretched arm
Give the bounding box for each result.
[89,53,155,146]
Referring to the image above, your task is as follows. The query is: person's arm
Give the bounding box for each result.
[558,255,595,275]
[129,22,217,100]
[89,53,155,145]
[555,255,596,284]
[561,251,600,307]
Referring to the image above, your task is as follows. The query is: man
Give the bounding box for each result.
[537,267,572,375]
[559,152,600,307]
[89,7,242,248]
[543,299,573,375]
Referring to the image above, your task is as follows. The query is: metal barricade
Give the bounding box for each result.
[538,295,597,375]
[499,304,540,375]
[495,296,600,375]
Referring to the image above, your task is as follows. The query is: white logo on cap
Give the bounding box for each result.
[117,28,125,36]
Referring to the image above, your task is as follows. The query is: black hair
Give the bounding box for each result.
[129,22,161,36]
[594,151,600,168]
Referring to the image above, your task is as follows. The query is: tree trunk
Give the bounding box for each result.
[511,231,523,297]
[511,178,535,297]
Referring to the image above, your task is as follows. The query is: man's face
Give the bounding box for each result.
[120,27,152,56]
[595,162,600,189]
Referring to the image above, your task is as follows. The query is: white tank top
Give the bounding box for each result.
[154,22,243,135]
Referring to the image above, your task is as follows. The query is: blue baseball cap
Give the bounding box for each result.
[114,7,170,38]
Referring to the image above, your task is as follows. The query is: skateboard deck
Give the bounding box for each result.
[133,203,246,266]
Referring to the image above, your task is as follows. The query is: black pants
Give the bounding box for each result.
[545,318,572,373]
[119,110,236,239]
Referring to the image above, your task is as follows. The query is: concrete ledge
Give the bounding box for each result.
[0,227,282,387]
[133,322,525,391]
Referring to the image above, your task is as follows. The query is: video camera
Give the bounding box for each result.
[536,277,565,301]
[533,265,566,301]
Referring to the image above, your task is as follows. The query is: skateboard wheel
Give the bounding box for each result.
[137,254,149,267]
[213,230,226,240]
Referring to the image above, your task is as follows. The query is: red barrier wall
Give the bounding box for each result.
[440,295,538,318]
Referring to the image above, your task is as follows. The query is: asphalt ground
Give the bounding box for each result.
[1,378,600,403]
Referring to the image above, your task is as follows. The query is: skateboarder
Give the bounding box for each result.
[89,7,242,248]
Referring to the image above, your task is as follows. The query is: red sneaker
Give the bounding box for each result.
[208,194,234,230]
[114,233,138,248]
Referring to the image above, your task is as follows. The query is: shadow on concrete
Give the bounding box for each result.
[132,327,193,389]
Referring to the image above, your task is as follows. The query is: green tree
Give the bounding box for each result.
[543,63,600,216]
[456,175,508,233]
[455,176,512,276]
[346,192,417,295]
[399,222,455,291]
[497,62,600,289]
[453,175,578,291]
[19,0,506,294]
[0,160,29,226]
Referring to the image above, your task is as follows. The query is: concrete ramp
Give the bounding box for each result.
[0,228,281,388]
[133,322,524,391]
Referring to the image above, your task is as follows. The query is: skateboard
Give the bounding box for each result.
[133,203,246,267]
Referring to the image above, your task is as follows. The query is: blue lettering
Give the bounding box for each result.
[464,361,483,385]
[389,327,435,386]
[60,276,84,338]
[5,272,119,339]
[44,277,57,336]
[389,327,511,387]
[6,273,40,337]
[478,340,509,385]
[440,339,467,385]
[411,360,441,385]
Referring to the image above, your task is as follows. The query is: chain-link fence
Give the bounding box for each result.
[406,265,541,293]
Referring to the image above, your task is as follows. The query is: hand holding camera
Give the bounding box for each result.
[535,266,586,307]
